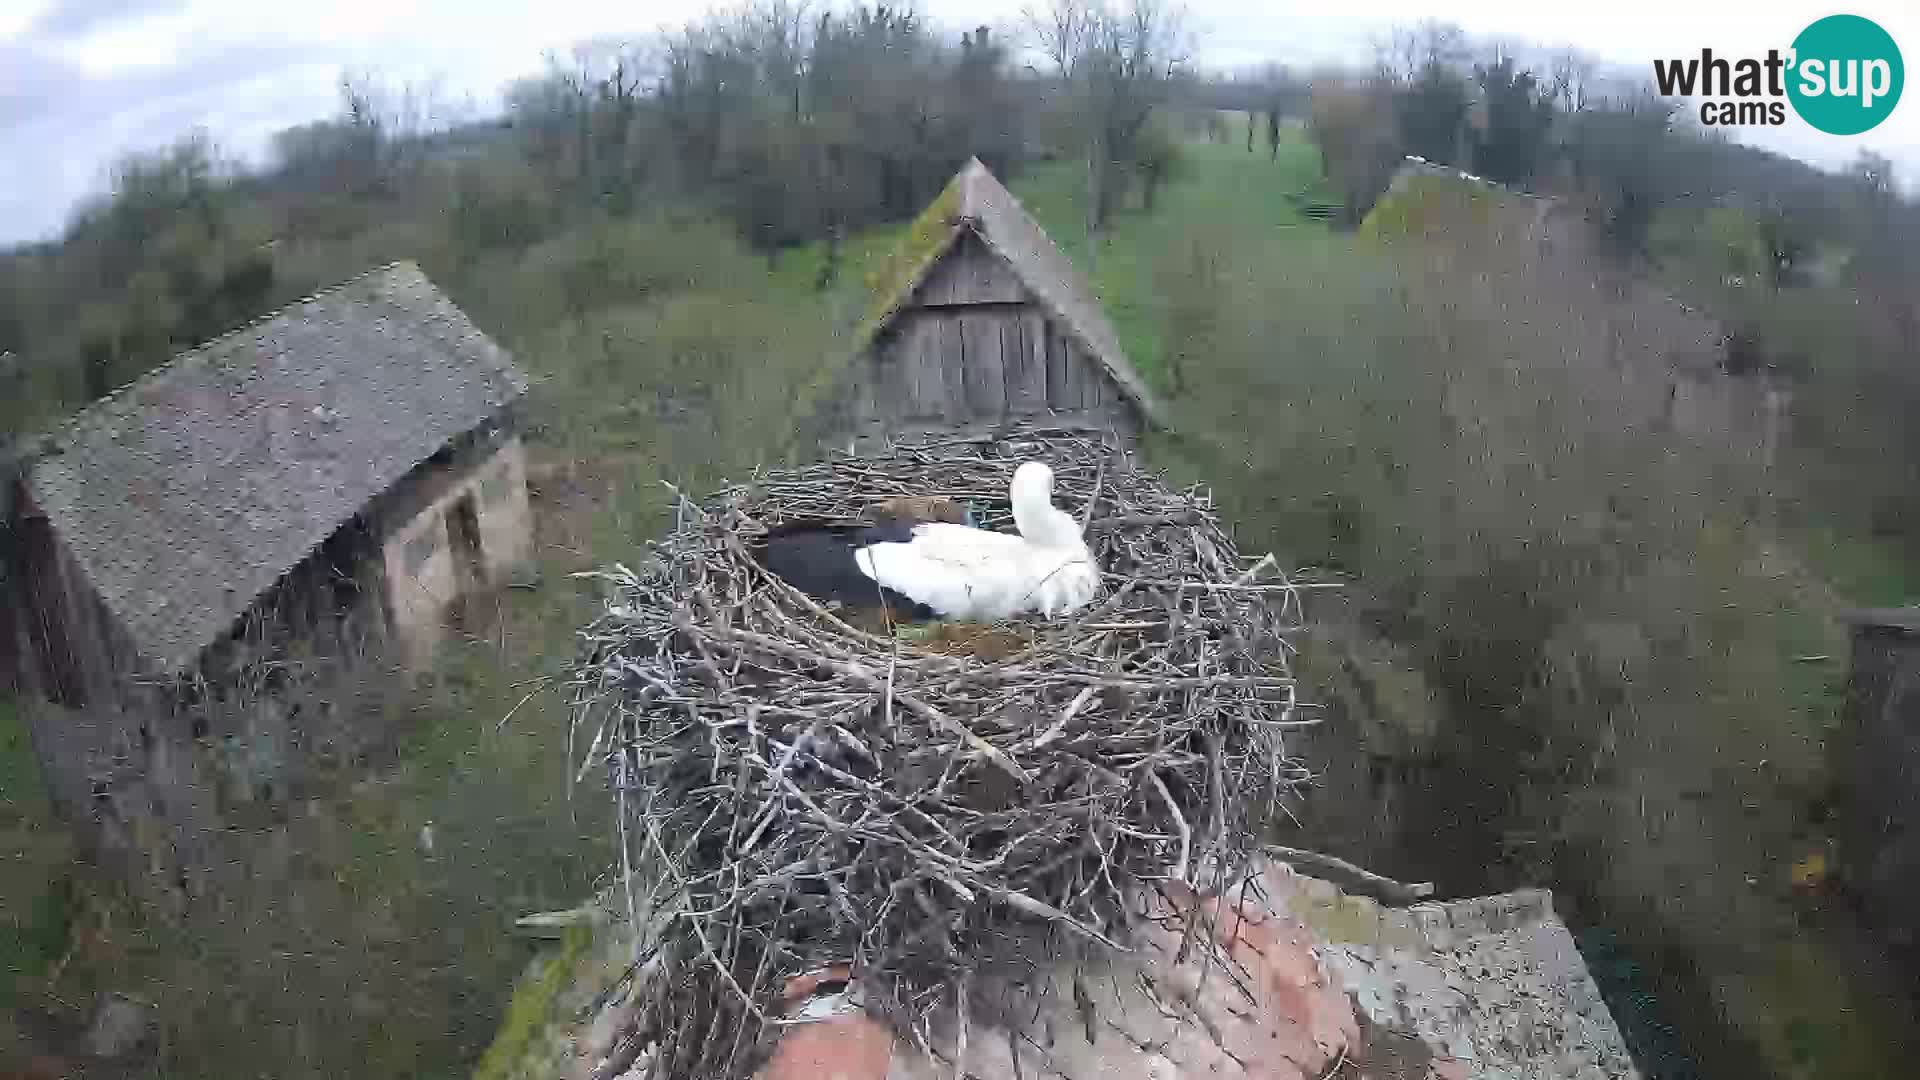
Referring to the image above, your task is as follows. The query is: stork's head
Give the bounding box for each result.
[1012,461,1054,502]
[1010,461,1083,550]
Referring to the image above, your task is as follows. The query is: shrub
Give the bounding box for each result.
[1308,78,1403,226]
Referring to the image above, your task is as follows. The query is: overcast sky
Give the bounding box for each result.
[3,0,1918,246]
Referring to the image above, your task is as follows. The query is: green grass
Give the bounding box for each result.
[6,367,653,1072]
[36,619,618,1079]
[1,698,75,978]
[1010,136,1325,387]
[42,188,890,1080]
[1003,121,1917,1079]
[0,695,42,805]
[1791,523,1920,605]
[10,117,1916,1080]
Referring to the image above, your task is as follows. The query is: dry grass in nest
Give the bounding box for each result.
[898,621,1033,661]
[567,425,1314,1078]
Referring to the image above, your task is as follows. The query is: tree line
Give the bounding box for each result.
[0,0,1197,440]
[5,8,1912,443]
[1307,19,1916,275]
[1305,20,1920,567]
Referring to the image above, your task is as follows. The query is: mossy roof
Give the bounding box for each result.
[857,158,1161,426]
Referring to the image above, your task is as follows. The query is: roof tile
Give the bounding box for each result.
[26,261,526,673]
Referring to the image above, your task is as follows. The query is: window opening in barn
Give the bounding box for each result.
[447,494,485,591]
[21,514,85,706]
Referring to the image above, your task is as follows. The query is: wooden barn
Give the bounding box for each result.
[1841,605,1920,980]
[805,158,1161,452]
[0,261,530,895]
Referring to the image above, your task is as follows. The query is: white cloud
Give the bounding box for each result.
[0,2,53,39]
[52,10,197,74]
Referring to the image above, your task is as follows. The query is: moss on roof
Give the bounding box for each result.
[469,924,595,1080]
[1360,172,1499,243]
[809,157,1161,440]
[854,177,964,349]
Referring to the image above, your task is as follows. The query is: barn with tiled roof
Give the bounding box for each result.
[1,261,531,897]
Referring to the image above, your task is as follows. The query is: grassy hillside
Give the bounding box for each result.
[464,129,1916,1080]
[0,698,78,1059]
[1012,136,1328,389]
[6,124,1916,1080]
[0,209,876,1079]
[2,121,1006,1074]
[1012,133,1914,1080]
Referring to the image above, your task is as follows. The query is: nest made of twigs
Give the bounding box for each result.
[568,426,1313,1078]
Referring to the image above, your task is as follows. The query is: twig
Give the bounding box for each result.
[1110,577,1341,592]
[702,623,1031,785]
[1147,771,1191,884]
[1262,844,1436,905]
[1233,553,1277,587]
[1027,686,1096,750]
[1085,510,1204,533]
[1079,457,1106,531]
[567,425,1308,1080]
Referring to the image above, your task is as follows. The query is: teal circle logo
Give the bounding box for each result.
[1788,15,1903,135]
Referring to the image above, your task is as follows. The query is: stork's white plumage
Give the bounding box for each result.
[853,462,1098,620]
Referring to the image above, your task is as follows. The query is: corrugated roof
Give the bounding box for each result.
[26,261,526,674]
[862,158,1163,425]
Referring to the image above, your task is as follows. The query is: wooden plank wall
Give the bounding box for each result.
[1007,310,1048,414]
[0,480,29,696]
[851,234,1140,443]
[914,235,1028,305]
[1845,626,1920,971]
[14,502,141,708]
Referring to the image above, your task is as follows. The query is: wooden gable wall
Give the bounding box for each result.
[823,232,1141,449]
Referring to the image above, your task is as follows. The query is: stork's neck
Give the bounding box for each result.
[1012,481,1081,550]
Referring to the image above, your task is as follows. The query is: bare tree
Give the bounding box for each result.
[1549,47,1598,113]
[1309,76,1402,226]
[1484,35,1521,68]
[337,69,387,186]
[1026,0,1189,239]
[506,39,656,200]
[1028,0,1096,79]
[330,69,456,188]
[1374,19,1467,85]
[1852,149,1897,204]
[1373,25,1416,84]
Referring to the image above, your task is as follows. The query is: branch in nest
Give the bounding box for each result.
[569,426,1315,1079]
[1262,844,1435,906]
[1084,510,1205,533]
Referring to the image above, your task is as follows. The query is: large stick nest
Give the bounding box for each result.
[569,427,1312,1078]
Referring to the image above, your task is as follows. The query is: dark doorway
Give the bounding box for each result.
[21,514,86,705]
[447,495,485,591]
